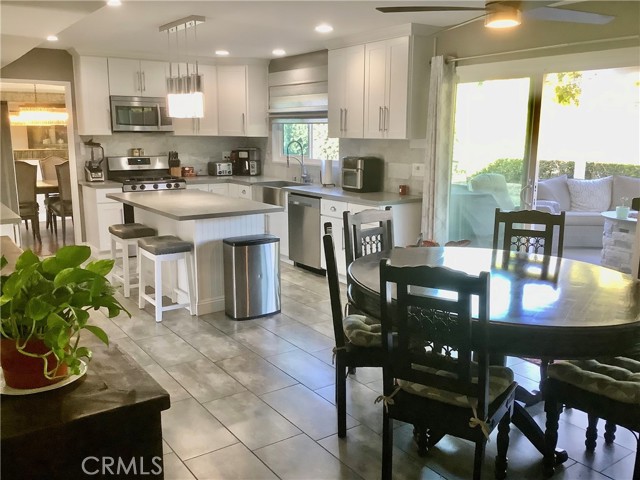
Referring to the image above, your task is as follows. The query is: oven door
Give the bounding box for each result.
[341,168,363,192]
[110,96,173,132]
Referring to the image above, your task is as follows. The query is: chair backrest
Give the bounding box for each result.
[39,155,67,182]
[344,207,393,270]
[492,208,565,258]
[379,261,492,415]
[322,222,347,350]
[55,161,72,203]
[14,161,37,204]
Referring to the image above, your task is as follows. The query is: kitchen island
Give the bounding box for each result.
[107,190,283,315]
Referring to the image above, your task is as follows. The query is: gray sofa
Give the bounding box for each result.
[536,174,640,248]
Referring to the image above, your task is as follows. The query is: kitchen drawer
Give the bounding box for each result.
[321,199,345,218]
[347,202,382,215]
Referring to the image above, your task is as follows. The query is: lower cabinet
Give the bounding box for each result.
[82,186,124,255]
[228,183,252,199]
[210,183,229,196]
[266,210,289,257]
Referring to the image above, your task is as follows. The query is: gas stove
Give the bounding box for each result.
[121,176,186,192]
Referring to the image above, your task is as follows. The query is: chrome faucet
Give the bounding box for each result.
[286,140,311,184]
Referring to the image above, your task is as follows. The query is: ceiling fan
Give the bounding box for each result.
[376,1,615,29]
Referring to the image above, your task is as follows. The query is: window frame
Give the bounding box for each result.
[271,122,338,166]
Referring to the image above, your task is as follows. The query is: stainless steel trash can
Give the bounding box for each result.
[223,234,280,320]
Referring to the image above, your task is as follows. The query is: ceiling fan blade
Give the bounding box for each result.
[524,6,614,24]
[376,6,486,13]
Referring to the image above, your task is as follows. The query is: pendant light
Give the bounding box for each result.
[9,84,68,126]
[160,15,205,119]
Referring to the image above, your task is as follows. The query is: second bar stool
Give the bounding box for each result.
[137,235,195,323]
[109,223,157,298]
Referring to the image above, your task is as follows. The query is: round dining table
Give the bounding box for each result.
[347,246,640,463]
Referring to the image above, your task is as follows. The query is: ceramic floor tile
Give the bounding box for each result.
[163,452,196,480]
[266,322,334,353]
[136,333,206,367]
[254,434,361,480]
[162,398,238,461]
[181,329,254,362]
[142,362,192,402]
[230,326,299,357]
[601,451,637,480]
[163,440,173,455]
[87,310,128,340]
[281,281,327,306]
[165,358,247,403]
[200,311,264,334]
[510,359,543,382]
[185,443,278,480]
[111,310,173,340]
[265,349,335,390]
[160,313,224,337]
[204,391,301,450]
[217,353,298,395]
[261,384,360,440]
[317,378,384,434]
[280,298,333,327]
[111,336,156,366]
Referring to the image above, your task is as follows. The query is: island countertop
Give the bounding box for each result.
[107,190,284,221]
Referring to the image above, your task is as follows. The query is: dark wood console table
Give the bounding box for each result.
[1,345,170,479]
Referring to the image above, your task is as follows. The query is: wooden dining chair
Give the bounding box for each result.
[48,161,73,244]
[39,155,67,231]
[343,207,393,274]
[322,223,385,438]
[543,357,640,479]
[14,161,41,243]
[492,208,565,258]
[378,261,517,480]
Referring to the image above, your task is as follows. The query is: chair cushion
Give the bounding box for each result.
[567,177,612,212]
[109,223,157,239]
[19,202,38,216]
[547,357,640,404]
[537,175,571,212]
[398,353,514,407]
[138,235,192,255]
[343,314,381,347]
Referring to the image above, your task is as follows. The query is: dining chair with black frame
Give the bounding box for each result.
[48,161,73,244]
[378,261,518,480]
[39,155,66,231]
[14,161,41,244]
[343,206,393,274]
[322,223,385,438]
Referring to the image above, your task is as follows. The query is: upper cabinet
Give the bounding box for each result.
[217,64,268,137]
[328,34,428,140]
[73,55,112,136]
[173,64,219,136]
[108,58,168,97]
[328,45,365,139]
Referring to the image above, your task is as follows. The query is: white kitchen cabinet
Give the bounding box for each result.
[73,56,112,135]
[217,64,268,137]
[228,183,252,199]
[362,35,429,139]
[266,209,289,257]
[172,64,218,136]
[209,183,229,196]
[328,45,365,138]
[82,186,123,255]
[108,58,168,97]
[186,183,210,192]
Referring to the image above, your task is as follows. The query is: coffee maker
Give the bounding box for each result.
[84,140,105,182]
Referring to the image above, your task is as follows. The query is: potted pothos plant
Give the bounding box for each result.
[0,245,129,389]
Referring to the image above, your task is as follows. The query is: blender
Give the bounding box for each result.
[84,139,105,182]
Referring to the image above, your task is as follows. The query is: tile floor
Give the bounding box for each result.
[82,257,637,480]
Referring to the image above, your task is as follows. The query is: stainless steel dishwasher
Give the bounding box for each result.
[288,193,321,269]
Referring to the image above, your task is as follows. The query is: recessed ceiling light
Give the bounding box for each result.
[46,35,58,42]
[107,0,121,6]
[272,49,286,57]
[215,50,230,56]
[315,24,333,33]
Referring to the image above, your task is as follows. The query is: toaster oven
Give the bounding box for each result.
[209,162,233,176]
[341,156,383,193]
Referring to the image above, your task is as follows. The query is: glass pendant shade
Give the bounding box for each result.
[10,107,68,126]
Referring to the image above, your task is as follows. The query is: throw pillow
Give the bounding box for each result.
[612,175,640,209]
[537,175,571,211]
[567,177,612,212]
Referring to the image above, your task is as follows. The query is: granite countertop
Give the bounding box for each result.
[283,185,422,206]
[0,203,21,225]
[79,176,290,189]
[106,190,284,221]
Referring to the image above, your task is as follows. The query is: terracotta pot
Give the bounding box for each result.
[0,338,68,389]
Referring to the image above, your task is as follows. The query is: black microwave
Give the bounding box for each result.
[110,96,173,132]
[341,156,383,193]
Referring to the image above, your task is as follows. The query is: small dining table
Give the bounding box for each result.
[347,246,640,463]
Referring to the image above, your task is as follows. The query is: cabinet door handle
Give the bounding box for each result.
[339,108,344,133]
[378,106,383,132]
[344,108,348,133]
[136,71,141,92]
[241,113,246,134]
[384,106,389,131]
[142,71,146,92]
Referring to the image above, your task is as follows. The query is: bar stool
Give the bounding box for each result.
[109,223,157,298]
[137,235,195,323]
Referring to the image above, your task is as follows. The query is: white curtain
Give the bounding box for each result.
[420,56,457,243]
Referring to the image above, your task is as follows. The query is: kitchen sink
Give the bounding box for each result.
[252,181,299,206]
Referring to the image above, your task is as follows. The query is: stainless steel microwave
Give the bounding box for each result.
[110,96,173,132]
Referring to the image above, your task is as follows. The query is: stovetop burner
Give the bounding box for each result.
[121,176,186,192]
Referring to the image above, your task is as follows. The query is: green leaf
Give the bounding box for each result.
[15,250,39,270]
[25,297,52,321]
[55,245,91,268]
[84,325,109,345]
[75,346,91,359]
[0,256,7,271]
[72,307,90,327]
[53,268,97,288]
[86,259,115,276]
[41,257,62,276]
